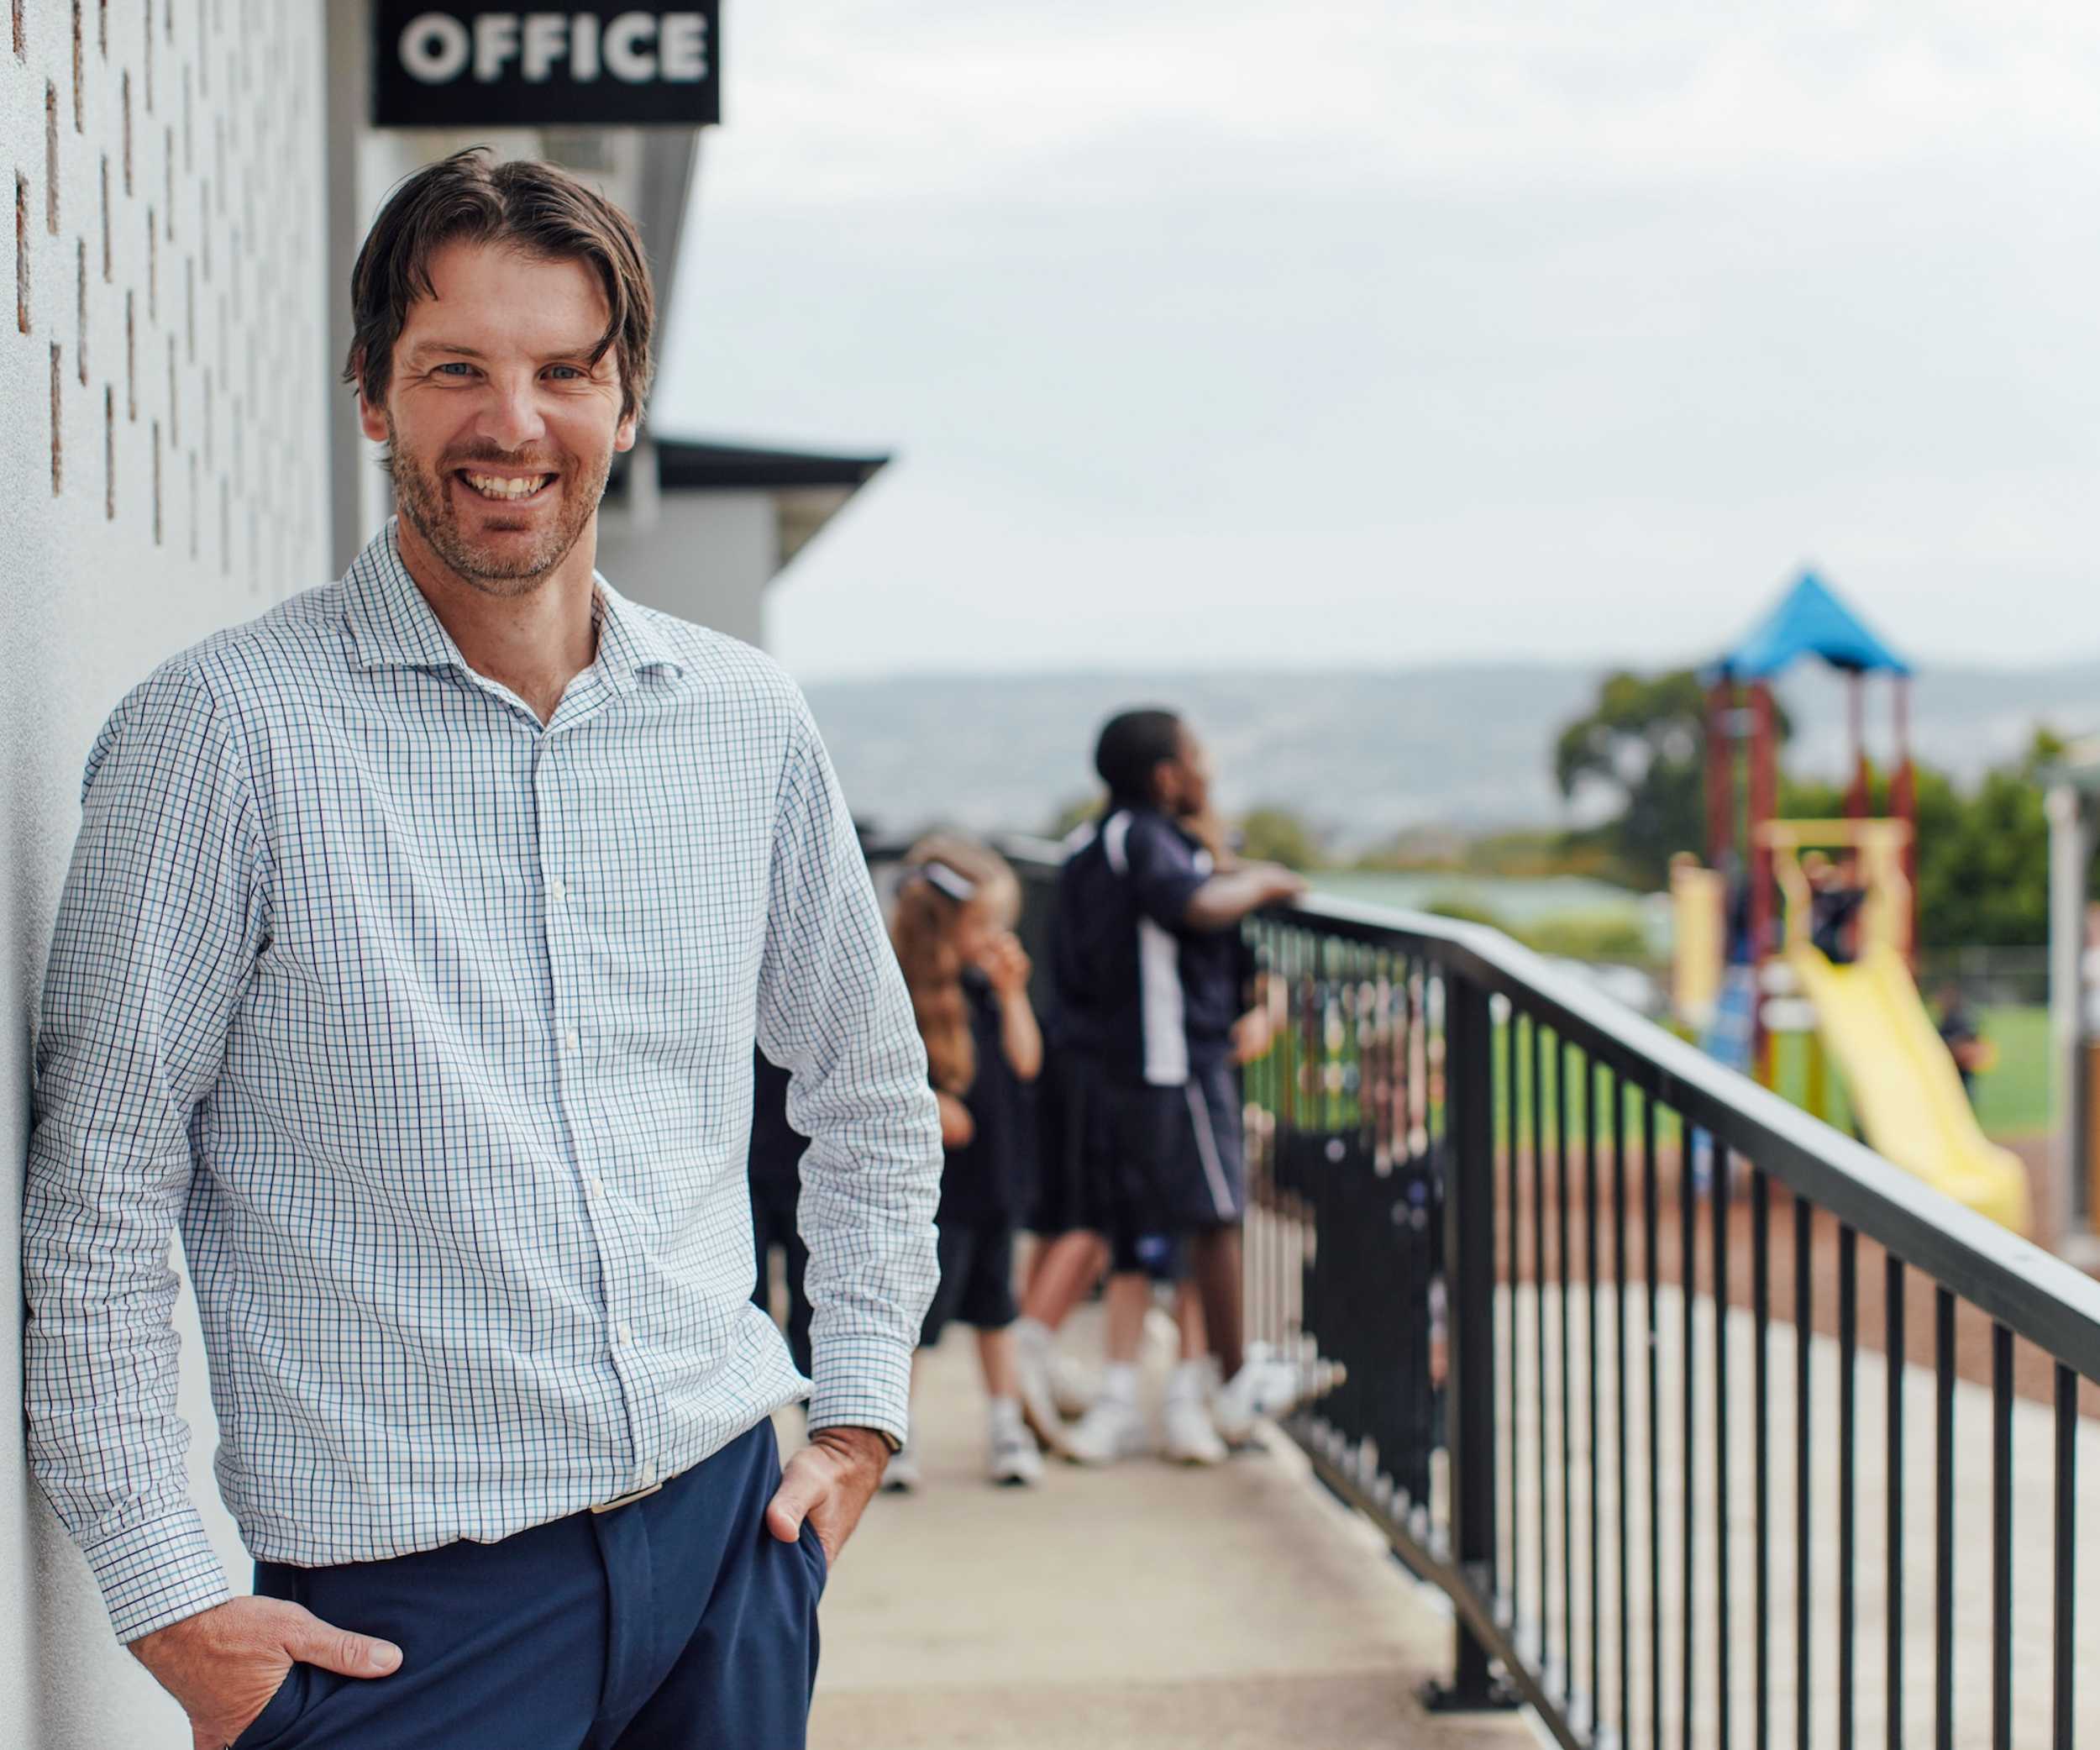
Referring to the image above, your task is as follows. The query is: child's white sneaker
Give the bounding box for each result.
[882,1440,921,1493]
[1211,1345,1305,1446]
[986,1396,1041,1486]
[1047,1353,1098,1421]
[989,1421,1043,1486]
[1160,1390,1227,1465]
[1162,1358,1226,1464]
[1063,1395,1148,1465]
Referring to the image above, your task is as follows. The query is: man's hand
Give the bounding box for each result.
[129,1595,401,1750]
[764,1425,890,1567]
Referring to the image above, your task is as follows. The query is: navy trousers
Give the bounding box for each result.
[230,1421,824,1750]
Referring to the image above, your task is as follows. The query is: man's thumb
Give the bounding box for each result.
[765,1473,821,1544]
[282,1609,402,1679]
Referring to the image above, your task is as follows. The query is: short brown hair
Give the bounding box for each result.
[344,150,656,423]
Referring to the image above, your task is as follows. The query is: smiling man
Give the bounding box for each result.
[21,151,942,1750]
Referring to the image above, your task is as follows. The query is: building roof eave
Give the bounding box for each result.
[607,436,891,497]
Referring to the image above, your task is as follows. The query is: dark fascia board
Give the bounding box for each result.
[606,438,891,498]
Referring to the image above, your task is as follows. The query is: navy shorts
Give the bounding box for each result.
[1030,1048,1110,1237]
[920,1217,1020,1346]
[229,1421,823,1750]
[1040,1053,1244,1267]
[1111,1058,1245,1237]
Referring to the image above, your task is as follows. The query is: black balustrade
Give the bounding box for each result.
[978,843,2099,1749]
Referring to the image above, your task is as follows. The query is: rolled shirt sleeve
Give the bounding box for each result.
[754,699,942,1446]
[22,665,267,1642]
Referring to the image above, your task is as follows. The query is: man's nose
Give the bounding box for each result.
[475,376,549,453]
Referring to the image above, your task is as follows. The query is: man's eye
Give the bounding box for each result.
[546,366,585,381]
[436,363,476,377]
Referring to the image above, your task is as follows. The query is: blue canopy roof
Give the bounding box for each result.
[1709,570,1911,682]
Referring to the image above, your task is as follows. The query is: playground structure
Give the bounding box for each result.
[1674,570,2032,1233]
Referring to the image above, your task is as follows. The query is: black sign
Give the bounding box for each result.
[373,6,721,129]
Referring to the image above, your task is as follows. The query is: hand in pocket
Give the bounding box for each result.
[127,1595,402,1749]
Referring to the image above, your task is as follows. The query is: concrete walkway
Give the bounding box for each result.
[798,1311,1534,1750]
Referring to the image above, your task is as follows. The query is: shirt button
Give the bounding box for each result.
[618,1322,635,1345]
[638,1463,657,1486]
[564,1028,580,1053]
[586,1177,605,1199]
[548,877,568,902]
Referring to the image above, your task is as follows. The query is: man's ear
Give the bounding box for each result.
[354,358,388,445]
[614,402,641,455]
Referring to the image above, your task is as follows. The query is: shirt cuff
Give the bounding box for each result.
[80,1501,234,1643]
[805,1332,916,1450]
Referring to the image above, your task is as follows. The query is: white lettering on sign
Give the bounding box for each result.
[573,13,601,79]
[603,13,657,82]
[396,12,709,87]
[660,14,706,81]
[400,13,471,83]
[521,13,567,81]
[473,13,520,80]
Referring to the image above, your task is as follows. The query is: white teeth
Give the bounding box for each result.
[465,473,549,499]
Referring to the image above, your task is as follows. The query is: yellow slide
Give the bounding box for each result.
[1788,943,2031,1232]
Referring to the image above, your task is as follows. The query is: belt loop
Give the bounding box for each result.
[591,1479,663,1515]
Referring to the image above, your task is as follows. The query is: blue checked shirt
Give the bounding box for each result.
[22,522,942,1643]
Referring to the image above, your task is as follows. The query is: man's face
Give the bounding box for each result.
[359,239,638,595]
[1160,728,1212,820]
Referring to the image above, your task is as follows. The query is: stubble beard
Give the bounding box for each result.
[384,415,611,599]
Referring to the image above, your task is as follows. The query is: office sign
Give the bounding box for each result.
[373,7,721,128]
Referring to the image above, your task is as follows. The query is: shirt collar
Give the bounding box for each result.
[344,518,686,690]
[590,573,686,689]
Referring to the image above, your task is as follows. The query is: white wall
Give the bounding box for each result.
[0,3,329,1744]
[596,489,779,649]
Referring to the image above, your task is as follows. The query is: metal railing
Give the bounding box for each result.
[1000,843,2099,1750]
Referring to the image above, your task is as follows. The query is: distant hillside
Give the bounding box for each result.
[802,662,2100,852]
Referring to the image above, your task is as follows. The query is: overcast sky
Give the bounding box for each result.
[653,1,2100,681]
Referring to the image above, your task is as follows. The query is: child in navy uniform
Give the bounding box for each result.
[1015,709,1308,1462]
[747,1050,813,1380]
[885,835,1045,1489]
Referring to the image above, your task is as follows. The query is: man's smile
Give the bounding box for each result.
[455,467,558,503]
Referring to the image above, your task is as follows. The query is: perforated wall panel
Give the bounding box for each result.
[3,0,327,595]
[0,5,327,1746]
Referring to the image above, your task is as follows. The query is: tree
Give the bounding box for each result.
[1238,806,1321,870]
[1552,670,1717,887]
